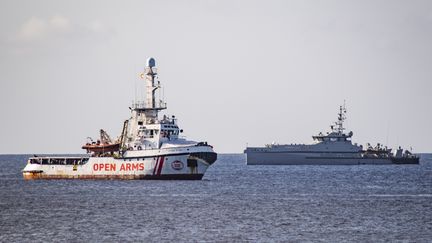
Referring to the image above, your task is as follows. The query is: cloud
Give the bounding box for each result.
[49,15,71,33]
[17,17,48,41]
[12,15,113,42]
[88,20,107,34]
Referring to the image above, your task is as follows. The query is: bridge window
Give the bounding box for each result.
[30,158,41,164]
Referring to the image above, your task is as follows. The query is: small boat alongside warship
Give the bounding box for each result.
[245,105,419,165]
[23,58,217,179]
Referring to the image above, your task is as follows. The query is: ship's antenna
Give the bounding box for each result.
[140,75,144,101]
[386,120,390,146]
[335,101,347,134]
[344,100,347,114]
[157,76,163,107]
[134,80,137,103]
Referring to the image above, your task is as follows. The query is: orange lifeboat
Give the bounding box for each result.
[82,142,120,153]
[82,129,121,154]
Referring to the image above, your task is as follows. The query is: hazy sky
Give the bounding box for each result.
[1,0,431,154]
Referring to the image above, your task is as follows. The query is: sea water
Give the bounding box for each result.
[0,154,431,242]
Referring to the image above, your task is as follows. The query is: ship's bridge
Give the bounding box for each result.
[128,114,183,150]
[311,104,356,144]
[131,100,167,111]
[312,131,353,143]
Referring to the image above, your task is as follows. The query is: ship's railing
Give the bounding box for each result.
[29,157,89,165]
[132,101,167,110]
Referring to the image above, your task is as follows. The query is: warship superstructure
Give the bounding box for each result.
[245,105,419,165]
[23,58,217,179]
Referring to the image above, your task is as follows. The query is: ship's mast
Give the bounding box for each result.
[126,58,167,149]
[333,102,347,134]
[145,58,158,109]
[131,58,166,121]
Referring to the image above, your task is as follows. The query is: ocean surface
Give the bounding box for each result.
[0,154,431,242]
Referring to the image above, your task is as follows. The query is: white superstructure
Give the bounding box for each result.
[23,58,217,179]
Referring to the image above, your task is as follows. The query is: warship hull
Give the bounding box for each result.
[245,104,419,166]
[245,150,419,165]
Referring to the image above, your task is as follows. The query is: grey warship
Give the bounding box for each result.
[245,105,419,165]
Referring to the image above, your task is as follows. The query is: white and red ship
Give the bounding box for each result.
[23,58,217,180]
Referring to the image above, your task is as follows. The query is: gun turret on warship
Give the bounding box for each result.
[245,104,419,165]
[23,58,217,179]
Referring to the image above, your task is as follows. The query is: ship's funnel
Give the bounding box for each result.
[147,57,156,67]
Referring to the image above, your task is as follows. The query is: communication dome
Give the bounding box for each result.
[146,57,156,67]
